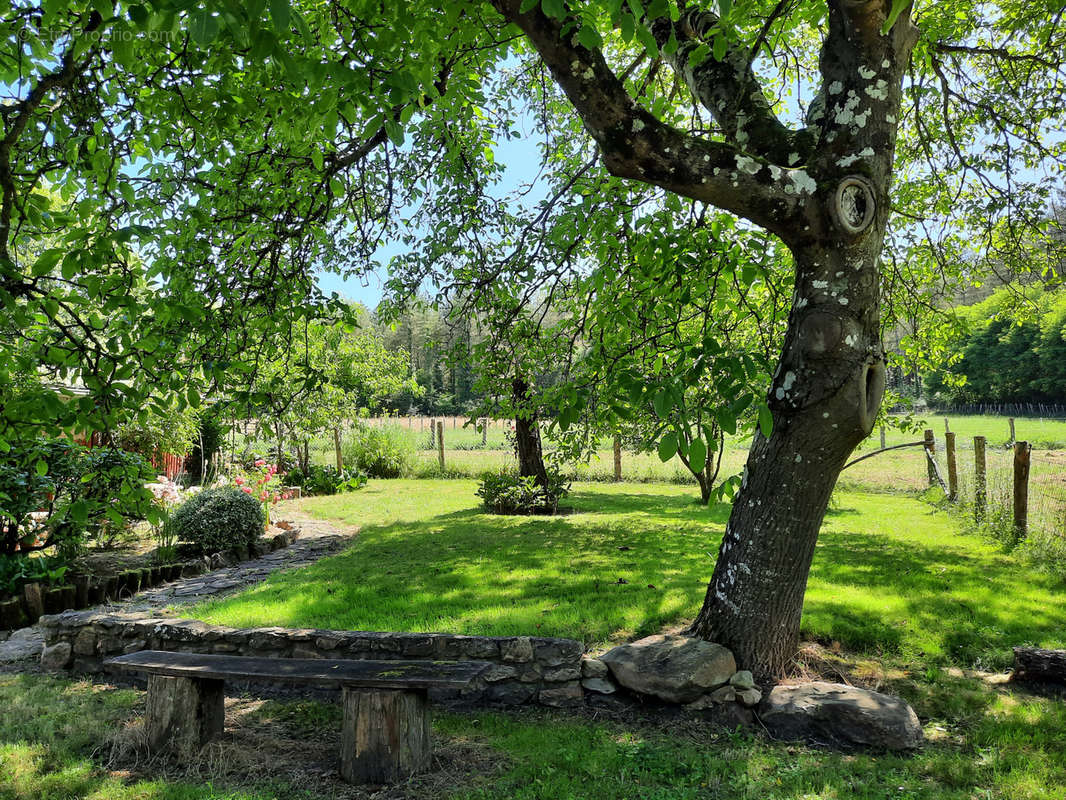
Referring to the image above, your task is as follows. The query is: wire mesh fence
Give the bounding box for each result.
[927,433,1066,556]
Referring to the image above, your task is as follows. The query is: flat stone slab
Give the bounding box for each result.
[760,681,923,751]
[0,626,46,663]
[599,634,736,703]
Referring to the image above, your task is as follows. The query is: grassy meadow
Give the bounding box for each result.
[289,415,1066,533]
[5,476,1066,799]
[194,481,1066,666]
[4,668,1066,800]
[7,408,1065,800]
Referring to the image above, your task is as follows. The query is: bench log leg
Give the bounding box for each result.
[340,688,430,784]
[146,675,225,757]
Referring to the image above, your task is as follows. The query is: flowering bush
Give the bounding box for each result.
[233,460,291,526]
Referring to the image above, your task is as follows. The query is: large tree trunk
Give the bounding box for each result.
[492,0,917,682]
[512,378,549,489]
[685,0,915,684]
[690,241,888,681]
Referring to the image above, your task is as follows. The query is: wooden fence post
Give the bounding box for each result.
[437,421,445,471]
[428,419,435,449]
[1013,441,1031,541]
[944,417,950,434]
[923,429,937,486]
[879,426,886,449]
[481,418,488,447]
[974,435,987,522]
[945,432,958,501]
[1008,417,1016,444]
[613,435,622,482]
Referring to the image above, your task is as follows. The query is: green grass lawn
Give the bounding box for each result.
[5,663,1066,800]
[193,481,1066,669]
[7,479,1066,800]
[877,413,1066,449]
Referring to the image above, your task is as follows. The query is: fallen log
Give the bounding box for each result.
[1012,647,1066,682]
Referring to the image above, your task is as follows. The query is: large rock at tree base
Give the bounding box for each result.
[39,641,73,671]
[599,634,736,703]
[760,682,923,751]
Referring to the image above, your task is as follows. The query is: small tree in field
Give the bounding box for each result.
[240,310,417,471]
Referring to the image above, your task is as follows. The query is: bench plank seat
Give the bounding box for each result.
[104,650,489,784]
[105,650,487,690]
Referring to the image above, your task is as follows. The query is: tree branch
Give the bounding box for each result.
[649,6,817,165]
[0,13,101,276]
[490,0,812,238]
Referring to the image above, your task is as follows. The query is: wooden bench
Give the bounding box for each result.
[105,650,488,784]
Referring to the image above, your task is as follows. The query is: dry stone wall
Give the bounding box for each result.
[38,610,590,708]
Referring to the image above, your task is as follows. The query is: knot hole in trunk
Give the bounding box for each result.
[857,359,886,434]
[831,176,876,236]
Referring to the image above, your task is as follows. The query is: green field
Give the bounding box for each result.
[4,669,1066,800]
[194,481,1066,667]
[5,478,1066,799]
[875,413,1066,449]
[290,414,1066,489]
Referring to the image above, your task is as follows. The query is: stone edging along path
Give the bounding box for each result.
[0,515,356,665]
[37,612,591,709]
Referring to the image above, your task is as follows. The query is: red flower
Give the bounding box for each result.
[242,487,253,494]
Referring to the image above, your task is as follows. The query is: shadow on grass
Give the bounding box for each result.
[805,526,1066,667]
[199,485,1066,669]
[196,488,725,645]
[5,671,1066,800]
[435,673,1066,800]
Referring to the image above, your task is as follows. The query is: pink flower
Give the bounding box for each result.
[254,459,265,467]
[235,476,244,485]
[242,487,253,494]
[281,492,291,500]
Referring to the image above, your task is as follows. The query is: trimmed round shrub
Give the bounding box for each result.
[166,487,264,554]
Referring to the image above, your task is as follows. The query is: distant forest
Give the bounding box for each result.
[369,286,1066,417]
[925,284,1066,406]
[371,304,484,416]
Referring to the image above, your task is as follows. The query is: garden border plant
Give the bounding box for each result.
[476,467,571,515]
[166,486,265,555]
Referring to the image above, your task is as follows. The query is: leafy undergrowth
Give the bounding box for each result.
[193,481,1066,667]
[3,670,1066,800]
